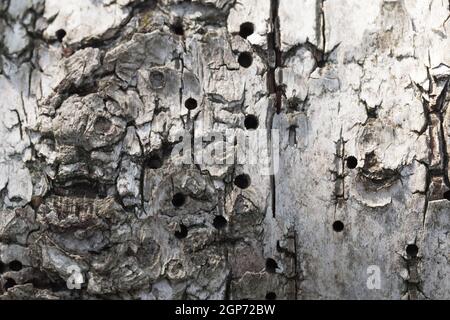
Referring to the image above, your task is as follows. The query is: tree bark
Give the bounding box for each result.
[0,0,449,299]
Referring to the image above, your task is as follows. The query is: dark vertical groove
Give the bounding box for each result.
[267,0,281,113]
[267,0,281,219]
[437,79,450,187]
[270,170,276,218]
[320,0,326,57]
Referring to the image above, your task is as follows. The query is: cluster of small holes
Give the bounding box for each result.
[239,22,254,38]
[184,98,198,110]
[244,115,259,130]
[174,224,188,239]
[172,193,186,207]
[346,156,358,169]
[333,220,344,232]
[213,215,227,229]
[234,174,251,189]
[265,258,278,273]
[169,25,258,239]
[238,52,253,68]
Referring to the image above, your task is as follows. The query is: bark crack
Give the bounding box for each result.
[422,68,450,210]
[268,0,282,113]
[266,0,282,219]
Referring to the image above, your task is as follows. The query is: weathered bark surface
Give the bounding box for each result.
[0,0,449,299]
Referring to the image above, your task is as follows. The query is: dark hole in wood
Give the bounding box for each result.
[49,279,68,292]
[171,21,184,36]
[333,220,344,232]
[175,224,188,239]
[244,114,258,130]
[443,190,450,201]
[289,125,297,146]
[185,98,198,110]
[239,22,254,38]
[346,156,358,169]
[317,60,326,68]
[172,193,186,207]
[0,261,5,273]
[213,215,227,229]
[238,52,253,68]
[29,272,66,291]
[265,292,277,300]
[406,244,418,257]
[55,29,66,42]
[30,195,43,211]
[8,260,22,272]
[265,258,278,273]
[234,174,251,189]
[197,28,206,35]
[4,278,16,291]
[144,155,162,169]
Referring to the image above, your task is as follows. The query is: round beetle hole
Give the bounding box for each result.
[244,114,258,130]
[238,52,253,68]
[172,193,186,207]
[332,220,344,232]
[265,292,277,300]
[346,156,358,169]
[406,244,419,257]
[144,155,162,169]
[317,60,326,68]
[8,260,22,272]
[213,215,227,229]
[185,98,198,110]
[174,224,188,239]
[443,190,450,201]
[171,22,184,36]
[234,174,251,189]
[239,22,254,38]
[265,258,278,273]
[4,278,16,291]
[55,29,66,42]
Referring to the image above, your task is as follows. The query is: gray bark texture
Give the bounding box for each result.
[0,0,449,300]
